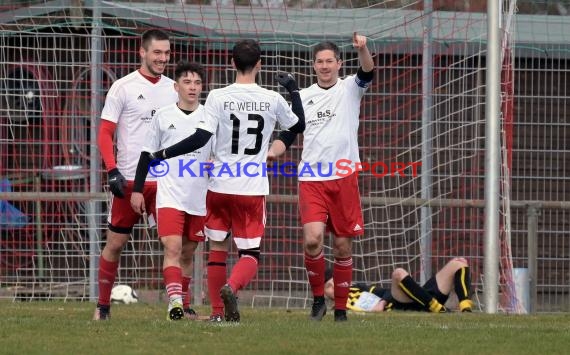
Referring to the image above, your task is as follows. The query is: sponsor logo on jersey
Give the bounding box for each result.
[307,100,314,105]
[306,110,336,127]
[316,110,335,119]
[140,109,157,123]
[168,124,176,130]
[353,224,362,231]
[137,94,145,100]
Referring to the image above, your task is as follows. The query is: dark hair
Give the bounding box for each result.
[232,39,261,73]
[313,41,340,61]
[141,29,170,50]
[324,268,333,283]
[174,60,206,83]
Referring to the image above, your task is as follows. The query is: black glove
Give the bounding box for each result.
[108,168,127,198]
[275,72,299,93]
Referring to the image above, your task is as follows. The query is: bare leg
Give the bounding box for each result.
[390,268,414,303]
[101,230,129,262]
[435,257,469,295]
[303,222,326,256]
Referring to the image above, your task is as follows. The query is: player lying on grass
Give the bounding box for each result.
[324,257,474,313]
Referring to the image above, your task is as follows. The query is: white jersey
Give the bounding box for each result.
[347,291,382,312]
[198,83,299,195]
[299,75,368,181]
[143,103,212,215]
[101,70,178,181]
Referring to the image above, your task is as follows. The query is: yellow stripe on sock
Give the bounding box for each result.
[460,268,468,297]
[398,282,425,306]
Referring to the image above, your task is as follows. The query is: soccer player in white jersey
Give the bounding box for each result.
[147,39,305,322]
[130,61,211,321]
[324,258,474,313]
[94,29,178,321]
[299,33,374,322]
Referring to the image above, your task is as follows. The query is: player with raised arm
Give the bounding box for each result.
[94,29,177,321]
[324,258,474,313]
[299,33,374,322]
[130,61,211,321]
[147,39,305,322]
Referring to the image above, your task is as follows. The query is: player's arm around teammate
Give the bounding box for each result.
[145,39,304,323]
[131,61,212,321]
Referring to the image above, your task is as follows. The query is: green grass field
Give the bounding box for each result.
[1,301,570,355]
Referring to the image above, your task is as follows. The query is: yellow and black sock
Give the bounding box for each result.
[454,267,473,312]
[399,275,434,309]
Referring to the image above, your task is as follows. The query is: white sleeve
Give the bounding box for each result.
[275,94,299,130]
[198,93,219,134]
[349,291,382,312]
[100,84,124,123]
[347,74,368,99]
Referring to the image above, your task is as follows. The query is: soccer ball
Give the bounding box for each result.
[110,284,139,304]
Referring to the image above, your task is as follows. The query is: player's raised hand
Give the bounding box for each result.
[275,71,299,93]
[352,32,367,49]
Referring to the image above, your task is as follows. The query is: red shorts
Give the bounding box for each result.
[298,173,364,237]
[157,208,206,242]
[204,191,265,249]
[107,181,157,234]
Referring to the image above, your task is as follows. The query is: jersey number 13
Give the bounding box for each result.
[230,113,264,155]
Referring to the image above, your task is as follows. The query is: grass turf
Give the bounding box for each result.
[1,301,570,355]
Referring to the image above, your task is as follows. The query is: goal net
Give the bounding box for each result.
[0,0,519,312]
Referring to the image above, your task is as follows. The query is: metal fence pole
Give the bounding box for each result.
[483,0,502,314]
[527,206,539,313]
[420,0,434,284]
[89,0,103,302]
